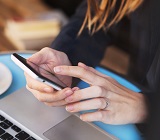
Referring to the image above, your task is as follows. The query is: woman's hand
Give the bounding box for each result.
[25,47,73,106]
[54,62,148,125]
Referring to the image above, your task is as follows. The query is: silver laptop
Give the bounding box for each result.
[0,87,118,140]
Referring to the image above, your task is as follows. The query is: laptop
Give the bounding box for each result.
[0,87,118,140]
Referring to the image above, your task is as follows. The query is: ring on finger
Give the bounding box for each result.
[102,98,109,110]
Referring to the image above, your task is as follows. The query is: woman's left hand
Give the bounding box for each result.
[54,62,148,125]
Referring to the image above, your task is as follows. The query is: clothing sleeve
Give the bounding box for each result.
[144,89,160,140]
[50,0,112,67]
[143,44,160,139]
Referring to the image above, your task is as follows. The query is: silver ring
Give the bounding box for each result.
[103,99,109,110]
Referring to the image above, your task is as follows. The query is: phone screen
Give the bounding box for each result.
[13,53,67,89]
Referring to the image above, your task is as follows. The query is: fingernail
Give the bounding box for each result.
[65,96,73,102]
[44,87,52,92]
[54,67,61,73]
[66,105,74,111]
[65,90,73,96]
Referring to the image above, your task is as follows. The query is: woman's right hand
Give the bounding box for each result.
[25,47,74,106]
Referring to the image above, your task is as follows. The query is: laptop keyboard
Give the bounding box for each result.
[0,114,36,140]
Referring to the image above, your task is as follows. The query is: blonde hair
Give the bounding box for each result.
[78,0,143,35]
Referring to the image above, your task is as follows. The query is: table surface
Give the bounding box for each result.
[0,52,34,99]
[0,52,142,140]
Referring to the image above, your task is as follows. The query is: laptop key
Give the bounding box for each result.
[11,125,21,132]
[0,127,5,135]
[0,114,36,140]
[0,122,10,129]
[15,131,30,140]
[0,115,5,121]
[0,132,13,140]
[3,120,13,127]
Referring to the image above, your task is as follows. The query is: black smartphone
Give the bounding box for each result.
[11,53,67,90]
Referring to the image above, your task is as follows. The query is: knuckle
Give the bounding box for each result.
[41,47,49,52]
[93,86,103,96]
[44,102,53,107]
[51,90,66,102]
[26,78,36,90]
[77,67,86,77]
[27,82,34,90]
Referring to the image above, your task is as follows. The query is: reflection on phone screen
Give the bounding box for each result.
[26,60,67,88]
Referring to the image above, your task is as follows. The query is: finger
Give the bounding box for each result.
[71,87,80,92]
[79,110,108,122]
[65,86,110,103]
[44,100,67,106]
[25,72,53,93]
[26,85,73,103]
[78,63,132,94]
[54,65,106,86]
[65,98,108,112]
[80,109,126,124]
[78,62,118,84]
[78,62,109,78]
